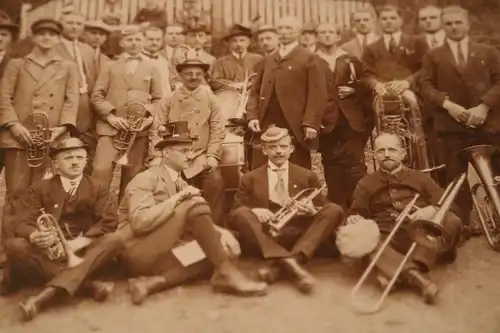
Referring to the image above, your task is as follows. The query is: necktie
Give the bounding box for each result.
[457,41,467,70]
[273,169,288,205]
[68,180,78,197]
[430,35,438,48]
[175,174,186,192]
[362,34,368,50]
[388,35,397,53]
[142,52,159,60]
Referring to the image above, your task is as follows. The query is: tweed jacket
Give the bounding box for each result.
[210,52,264,91]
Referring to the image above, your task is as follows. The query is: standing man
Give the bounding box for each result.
[418,5,445,49]
[56,11,99,175]
[246,16,327,169]
[254,24,279,56]
[91,25,163,202]
[315,23,373,209]
[82,20,112,74]
[210,24,263,92]
[163,24,185,63]
[420,6,500,233]
[299,22,318,53]
[149,56,226,226]
[341,8,380,60]
[142,25,172,101]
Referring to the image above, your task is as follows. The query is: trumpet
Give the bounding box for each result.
[113,102,147,166]
[267,184,326,237]
[36,208,83,268]
[350,173,466,314]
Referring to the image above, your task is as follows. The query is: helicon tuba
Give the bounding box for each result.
[25,111,54,179]
[463,144,500,251]
[372,91,444,173]
[113,102,147,166]
[36,208,83,268]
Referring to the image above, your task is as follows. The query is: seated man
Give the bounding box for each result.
[228,126,344,293]
[343,132,462,304]
[4,138,122,321]
[118,121,267,305]
[149,55,226,225]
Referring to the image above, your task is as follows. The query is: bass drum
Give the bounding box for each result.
[220,132,245,191]
[214,89,241,126]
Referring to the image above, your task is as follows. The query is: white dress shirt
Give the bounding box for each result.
[60,174,83,194]
[426,30,446,48]
[446,37,469,66]
[278,41,299,58]
[316,48,348,72]
[268,160,289,203]
[383,31,402,51]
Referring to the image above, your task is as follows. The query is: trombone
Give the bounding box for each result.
[350,173,466,314]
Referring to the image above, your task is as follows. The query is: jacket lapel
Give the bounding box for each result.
[157,166,177,198]
[22,55,39,82]
[37,59,63,89]
[375,38,390,58]
[442,43,464,76]
[254,166,270,208]
[54,42,72,61]
[393,34,409,63]
[47,176,69,221]
[276,44,301,63]
[288,164,302,197]
[464,42,480,76]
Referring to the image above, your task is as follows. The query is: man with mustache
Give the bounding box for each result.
[149,54,226,226]
[344,132,462,305]
[142,25,172,101]
[299,22,318,53]
[255,24,279,56]
[228,126,343,294]
[210,24,263,93]
[341,7,380,60]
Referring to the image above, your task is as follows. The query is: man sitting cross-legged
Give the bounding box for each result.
[4,138,122,321]
[227,126,344,293]
[117,120,267,305]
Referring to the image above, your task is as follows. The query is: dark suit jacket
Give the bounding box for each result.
[0,54,11,79]
[14,175,117,240]
[233,163,329,210]
[363,33,428,88]
[246,45,328,150]
[419,41,500,133]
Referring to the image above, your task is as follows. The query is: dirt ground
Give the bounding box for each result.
[1,160,500,333]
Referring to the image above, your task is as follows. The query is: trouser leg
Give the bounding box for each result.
[92,136,119,188]
[190,168,226,226]
[78,130,97,176]
[119,136,148,202]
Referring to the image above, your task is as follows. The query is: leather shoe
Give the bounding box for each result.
[88,281,114,302]
[19,287,57,321]
[211,263,267,296]
[256,264,282,284]
[128,276,167,305]
[404,269,439,304]
[278,258,316,294]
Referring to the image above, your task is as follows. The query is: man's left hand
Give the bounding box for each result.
[204,156,219,172]
[48,126,67,144]
[303,127,317,140]
[401,89,419,108]
[67,236,94,253]
[338,86,355,99]
[219,228,241,259]
[466,104,489,128]
[387,80,410,95]
[295,199,318,216]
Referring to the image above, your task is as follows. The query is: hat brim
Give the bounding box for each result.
[154,137,193,150]
[223,32,252,41]
[175,63,210,73]
[85,26,112,34]
[0,23,19,34]
[33,26,61,35]
[49,144,89,159]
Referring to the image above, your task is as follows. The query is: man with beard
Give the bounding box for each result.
[246,16,327,169]
[228,126,344,294]
[345,132,462,305]
[420,6,500,235]
[210,24,263,92]
[315,23,373,209]
[255,24,279,56]
[341,8,380,60]
[299,22,318,53]
[82,20,112,73]
[142,25,172,101]
[149,55,226,226]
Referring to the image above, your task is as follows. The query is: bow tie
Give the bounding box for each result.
[269,167,287,172]
[126,55,142,61]
[142,52,159,60]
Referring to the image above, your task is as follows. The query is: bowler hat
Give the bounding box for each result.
[0,11,19,35]
[84,20,113,34]
[50,138,89,158]
[31,18,63,35]
[223,24,252,41]
[154,121,194,150]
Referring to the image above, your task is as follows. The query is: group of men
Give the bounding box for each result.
[0,2,497,323]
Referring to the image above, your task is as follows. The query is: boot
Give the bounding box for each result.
[403,269,439,304]
[211,262,267,297]
[278,258,316,294]
[256,262,282,285]
[128,276,168,305]
[18,287,57,321]
[86,281,114,302]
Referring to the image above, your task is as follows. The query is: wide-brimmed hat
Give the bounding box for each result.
[84,20,113,34]
[223,24,252,41]
[154,121,194,150]
[31,18,63,35]
[49,137,89,158]
[0,11,19,35]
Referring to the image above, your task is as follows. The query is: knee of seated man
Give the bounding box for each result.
[227,207,254,226]
[319,202,345,223]
[185,199,213,220]
[4,238,33,258]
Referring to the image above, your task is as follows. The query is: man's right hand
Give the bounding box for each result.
[106,114,130,131]
[179,185,202,198]
[29,230,56,249]
[251,208,275,224]
[10,123,33,146]
[374,83,388,96]
[248,119,261,133]
[444,101,469,124]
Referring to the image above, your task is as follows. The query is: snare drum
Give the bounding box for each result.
[220,132,245,191]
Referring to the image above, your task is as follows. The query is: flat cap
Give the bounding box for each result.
[84,20,113,34]
[50,137,89,158]
[119,25,143,38]
[0,10,19,35]
[31,18,63,35]
[255,24,276,35]
[261,126,289,143]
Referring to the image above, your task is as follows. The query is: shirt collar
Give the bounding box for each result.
[317,47,348,59]
[447,36,469,47]
[384,31,402,42]
[142,50,160,59]
[378,165,406,182]
[232,51,247,60]
[357,32,376,44]
[60,174,84,187]
[163,164,180,181]
[279,41,299,53]
[25,50,63,63]
[427,29,445,41]
[121,52,145,61]
[268,160,289,171]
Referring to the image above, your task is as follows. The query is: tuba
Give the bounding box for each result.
[373,90,444,173]
[36,208,83,268]
[113,102,147,166]
[463,145,500,251]
[25,112,54,179]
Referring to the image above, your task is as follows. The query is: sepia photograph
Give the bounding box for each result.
[0,0,499,332]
